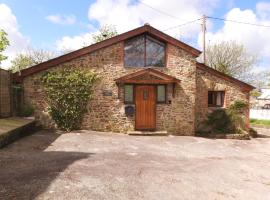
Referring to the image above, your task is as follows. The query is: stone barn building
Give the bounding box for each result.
[13,25,254,135]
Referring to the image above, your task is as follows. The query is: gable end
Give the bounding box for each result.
[13,25,201,83]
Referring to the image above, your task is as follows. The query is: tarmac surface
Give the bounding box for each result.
[0,128,270,200]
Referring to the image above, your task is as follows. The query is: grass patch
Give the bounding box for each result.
[250,118,270,127]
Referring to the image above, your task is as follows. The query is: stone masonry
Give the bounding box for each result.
[195,68,250,131]
[22,40,250,135]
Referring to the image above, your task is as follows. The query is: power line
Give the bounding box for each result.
[162,18,202,32]
[137,0,197,22]
[137,1,270,29]
[207,16,270,28]
[137,0,179,20]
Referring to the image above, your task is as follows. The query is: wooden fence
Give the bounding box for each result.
[0,68,11,117]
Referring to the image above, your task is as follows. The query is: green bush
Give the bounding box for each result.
[206,100,248,134]
[206,109,233,133]
[41,68,98,131]
[249,127,258,138]
[20,104,34,117]
[228,100,248,114]
[228,100,248,131]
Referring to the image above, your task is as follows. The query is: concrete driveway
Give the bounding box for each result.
[0,128,270,200]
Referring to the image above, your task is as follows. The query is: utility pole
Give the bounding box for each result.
[202,15,207,64]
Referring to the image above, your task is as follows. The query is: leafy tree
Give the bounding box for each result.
[250,90,261,98]
[0,29,10,65]
[205,41,257,82]
[92,24,118,43]
[250,70,270,89]
[11,48,56,73]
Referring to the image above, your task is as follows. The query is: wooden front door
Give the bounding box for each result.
[135,85,156,130]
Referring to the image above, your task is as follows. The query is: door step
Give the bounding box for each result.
[127,131,168,136]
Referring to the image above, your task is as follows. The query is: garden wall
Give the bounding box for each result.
[0,68,11,118]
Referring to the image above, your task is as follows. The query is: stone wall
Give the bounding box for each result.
[195,68,250,131]
[23,42,197,135]
[0,69,11,118]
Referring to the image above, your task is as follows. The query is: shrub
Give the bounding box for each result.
[20,104,34,117]
[228,100,248,114]
[249,127,258,138]
[227,100,248,131]
[41,68,98,131]
[206,109,233,133]
[206,100,249,134]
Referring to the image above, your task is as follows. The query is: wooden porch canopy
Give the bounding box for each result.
[114,68,180,85]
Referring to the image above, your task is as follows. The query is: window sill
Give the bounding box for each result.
[124,102,134,105]
[208,106,226,109]
[157,101,167,104]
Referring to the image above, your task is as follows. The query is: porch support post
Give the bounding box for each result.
[172,83,176,98]
[117,83,122,99]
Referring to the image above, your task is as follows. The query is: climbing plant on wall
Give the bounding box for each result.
[41,67,98,131]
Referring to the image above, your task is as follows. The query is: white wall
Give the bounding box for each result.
[250,109,270,120]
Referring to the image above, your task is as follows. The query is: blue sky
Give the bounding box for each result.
[0,0,270,73]
[0,0,95,49]
[0,0,259,47]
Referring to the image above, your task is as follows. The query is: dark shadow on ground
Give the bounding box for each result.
[256,134,270,138]
[0,129,92,200]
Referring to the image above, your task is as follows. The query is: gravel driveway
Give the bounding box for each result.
[0,128,270,200]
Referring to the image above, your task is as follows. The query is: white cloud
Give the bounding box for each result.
[56,0,219,52]
[88,0,218,38]
[55,33,93,52]
[0,4,29,69]
[46,14,76,25]
[198,5,270,71]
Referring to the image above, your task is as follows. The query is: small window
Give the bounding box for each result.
[208,91,225,107]
[124,34,165,67]
[157,85,166,103]
[143,90,149,100]
[124,85,134,103]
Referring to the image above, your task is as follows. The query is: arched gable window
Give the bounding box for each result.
[124,34,166,67]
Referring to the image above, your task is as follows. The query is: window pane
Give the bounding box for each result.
[146,36,165,67]
[208,91,225,107]
[124,35,145,67]
[208,92,213,105]
[124,85,133,103]
[157,85,166,102]
[216,92,222,106]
